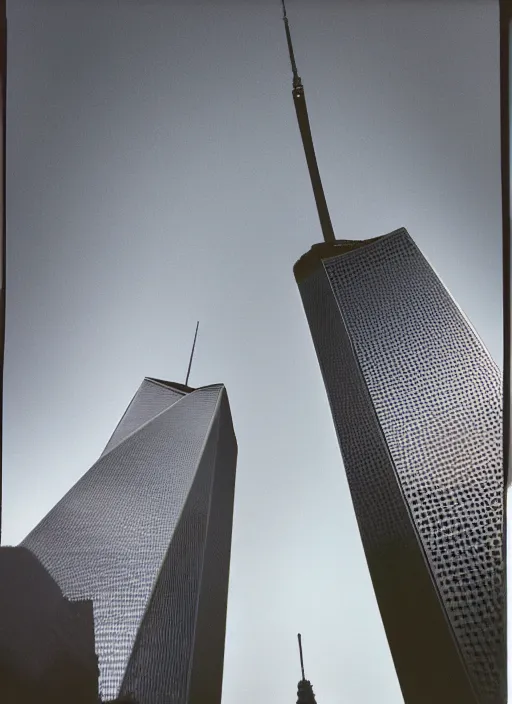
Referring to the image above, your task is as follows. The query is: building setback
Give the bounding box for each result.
[22,377,237,704]
[294,231,504,704]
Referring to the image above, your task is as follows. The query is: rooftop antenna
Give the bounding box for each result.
[296,633,318,703]
[281,0,336,244]
[297,633,306,680]
[185,321,199,387]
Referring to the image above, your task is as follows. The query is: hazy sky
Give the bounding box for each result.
[3,1,503,703]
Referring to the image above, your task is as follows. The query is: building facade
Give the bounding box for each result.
[21,377,238,704]
[294,228,504,704]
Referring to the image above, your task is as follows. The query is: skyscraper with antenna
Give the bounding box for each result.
[295,634,318,704]
[19,327,238,704]
[281,2,505,703]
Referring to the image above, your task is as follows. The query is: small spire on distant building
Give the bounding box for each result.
[185,321,199,387]
[280,0,336,244]
[296,633,318,704]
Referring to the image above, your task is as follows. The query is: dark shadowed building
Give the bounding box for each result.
[21,378,238,704]
[0,546,99,703]
[296,679,317,704]
[295,635,318,704]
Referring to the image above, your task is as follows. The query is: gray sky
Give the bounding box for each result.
[3,1,502,702]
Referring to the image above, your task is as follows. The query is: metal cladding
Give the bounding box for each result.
[21,378,238,704]
[294,228,505,704]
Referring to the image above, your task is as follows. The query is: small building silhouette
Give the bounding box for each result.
[0,546,99,703]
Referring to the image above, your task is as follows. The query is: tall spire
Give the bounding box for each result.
[281,0,336,243]
[297,632,306,680]
[296,633,318,704]
[185,321,199,387]
[281,0,301,90]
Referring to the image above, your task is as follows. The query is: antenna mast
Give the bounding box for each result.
[281,0,336,243]
[185,321,199,387]
[297,633,306,681]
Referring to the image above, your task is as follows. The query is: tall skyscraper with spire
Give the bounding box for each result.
[280,3,505,703]
[20,368,237,704]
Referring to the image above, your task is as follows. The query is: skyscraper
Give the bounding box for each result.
[294,230,504,704]
[280,3,505,703]
[21,377,238,704]
[295,634,318,704]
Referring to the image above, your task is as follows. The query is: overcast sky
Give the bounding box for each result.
[3,1,503,702]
